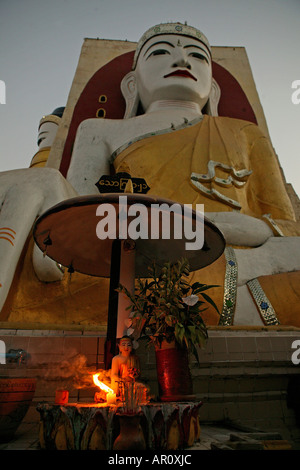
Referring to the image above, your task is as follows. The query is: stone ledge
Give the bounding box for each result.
[0,328,106,336]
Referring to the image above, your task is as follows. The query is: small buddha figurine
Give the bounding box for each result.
[110,335,141,395]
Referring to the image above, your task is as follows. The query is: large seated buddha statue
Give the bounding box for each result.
[1,22,300,329]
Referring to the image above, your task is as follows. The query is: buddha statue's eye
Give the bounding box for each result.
[37,137,46,146]
[189,52,209,64]
[148,49,170,58]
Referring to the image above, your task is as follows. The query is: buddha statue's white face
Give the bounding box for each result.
[37,121,59,149]
[134,34,212,112]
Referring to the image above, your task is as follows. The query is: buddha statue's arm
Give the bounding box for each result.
[207,121,298,246]
[245,124,296,222]
[67,119,111,195]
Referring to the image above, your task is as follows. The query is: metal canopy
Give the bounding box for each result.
[33,193,225,277]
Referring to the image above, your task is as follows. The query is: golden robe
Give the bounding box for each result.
[113,115,295,222]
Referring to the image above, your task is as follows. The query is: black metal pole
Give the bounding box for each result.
[104,239,122,369]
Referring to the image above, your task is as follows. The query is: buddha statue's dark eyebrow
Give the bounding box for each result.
[143,41,175,56]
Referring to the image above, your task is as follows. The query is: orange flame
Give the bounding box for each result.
[93,373,113,393]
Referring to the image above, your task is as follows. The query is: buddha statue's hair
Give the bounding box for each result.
[119,335,133,343]
[132,22,211,70]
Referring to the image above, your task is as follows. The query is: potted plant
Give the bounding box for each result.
[118,258,219,402]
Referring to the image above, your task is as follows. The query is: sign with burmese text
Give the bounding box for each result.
[96,173,150,194]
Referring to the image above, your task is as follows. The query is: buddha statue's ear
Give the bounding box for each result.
[203,78,221,116]
[121,71,139,119]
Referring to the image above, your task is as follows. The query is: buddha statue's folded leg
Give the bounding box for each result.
[233,237,300,326]
[31,169,78,282]
[0,167,77,312]
[234,237,300,286]
[0,180,43,312]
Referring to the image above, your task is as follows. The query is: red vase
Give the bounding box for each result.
[113,413,146,450]
[155,345,195,402]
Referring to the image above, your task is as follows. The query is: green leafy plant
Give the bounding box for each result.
[118,258,219,364]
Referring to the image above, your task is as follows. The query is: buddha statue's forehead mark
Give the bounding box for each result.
[132,22,211,70]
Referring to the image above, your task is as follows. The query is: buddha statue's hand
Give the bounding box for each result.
[0,167,78,312]
[207,211,274,247]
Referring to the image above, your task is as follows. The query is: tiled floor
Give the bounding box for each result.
[0,422,40,450]
[190,425,234,450]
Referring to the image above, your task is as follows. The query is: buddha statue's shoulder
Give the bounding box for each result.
[77,115,156,150]
[208,115,262,133]
[207,115,270,148]
[78,117,127,134]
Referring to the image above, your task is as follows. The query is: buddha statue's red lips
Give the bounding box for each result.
[164,70,197,81]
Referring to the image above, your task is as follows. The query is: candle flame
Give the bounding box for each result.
[93,373,113,393]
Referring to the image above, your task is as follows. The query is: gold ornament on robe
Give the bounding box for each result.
[191,160,252,210]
